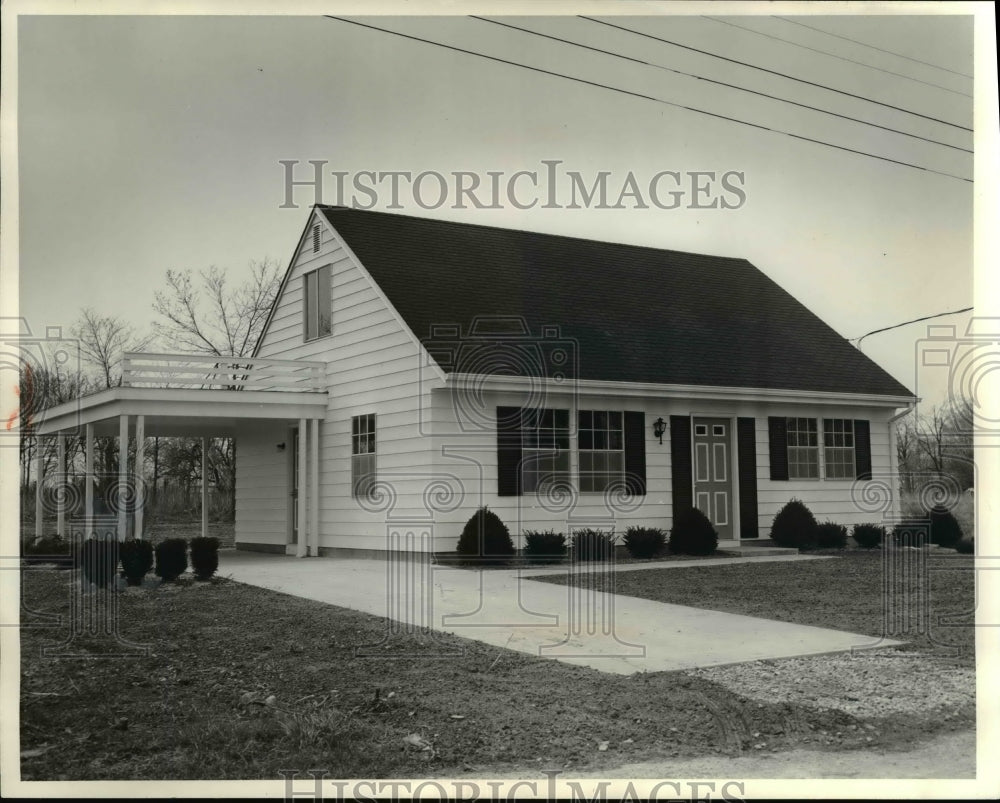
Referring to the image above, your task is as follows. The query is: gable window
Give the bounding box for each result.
[304,265,332,341]
[786,417,819,479]
[578,410,624,492]
[520,408,570,493]
[351,413,376,498]
[823,419,856,479]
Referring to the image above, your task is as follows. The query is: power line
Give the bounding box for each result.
[774,16,974,80]
[703,16,972,98]
[324,15,972,183]
[851,306,974,347]
[580,16,972,133]
[473,16,971,154]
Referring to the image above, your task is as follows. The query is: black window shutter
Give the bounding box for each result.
[854,419,872,480]
[670,416,692,514]
[623,411,646,495]
[737,417,759,538]
[496,406,522,496]
[768,417,789,481]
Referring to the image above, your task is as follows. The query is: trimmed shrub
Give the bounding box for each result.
[571,528,617,562]
[155,538,189,581]
[455,506,515,562]
[79,538,118,587]
[928,504,963,548]
[816,521,848,550]
[852,523,885,549]
[622,526,667,559]
[522,530,566,564]
[190,536,221,580]
[24,535,73,567]
[668,507,719,556]
[119,538,154,586]
[770,498,819,550]
[891,519,928,548]
[955,537,974,554]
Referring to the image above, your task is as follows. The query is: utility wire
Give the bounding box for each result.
[703,16,972,98]
[580,16,972,133]
[324,16,972,183]
[473,16,971,154]
[851,306,974,347]
[774,16,974,80]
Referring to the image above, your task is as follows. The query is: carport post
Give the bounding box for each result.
[118,415,129,541]
[56,433,66,539]
[84,423,94,537]
[297,419,307,558]
[310,419,319,557]
[34,440,43,541]
[134,416,145,540]
[201,437,208,540]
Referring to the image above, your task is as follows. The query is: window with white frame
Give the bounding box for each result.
[578,410,625,492]
[351,413,376,498]
[823,418,856,479]
[520,408,570,493]
[304,265,332,341]
[786,417,819,479]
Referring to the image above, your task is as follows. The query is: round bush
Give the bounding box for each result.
[668,507,718,556]
[190,536,220,580]
[522,530,566,564]
[571,529,617,562]
[770,498,819,550]
[955,537,974,554]
[852,523,885,549]
[623,526,667,559]
[891,519,928,548]
[155,537,189,581]
[119,538,154,586]
[927,505,963,548]
[79,538,119,587]
[456,506,515,562]
[816,521,848,549]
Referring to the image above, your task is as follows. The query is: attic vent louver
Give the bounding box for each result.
[312,223,321,253]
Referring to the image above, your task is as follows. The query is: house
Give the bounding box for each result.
[34,205,915,556]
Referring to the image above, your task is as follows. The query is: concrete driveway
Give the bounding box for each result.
[220,551,900,675]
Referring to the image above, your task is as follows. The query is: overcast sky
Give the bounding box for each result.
[11,5,989,406]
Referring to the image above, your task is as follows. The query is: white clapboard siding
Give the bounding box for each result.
[235,423,290,546]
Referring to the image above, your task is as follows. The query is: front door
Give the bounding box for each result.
[692,418,734,540]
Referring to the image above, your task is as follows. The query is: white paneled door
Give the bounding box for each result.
[692,418,734,540]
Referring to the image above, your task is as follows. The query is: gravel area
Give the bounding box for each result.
[686,648,975,719]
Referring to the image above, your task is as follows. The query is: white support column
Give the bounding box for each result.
[85,423,94,538]
[201,437,209,540]
[34,440,43,542]
[310,419,319,557]
[134,416,145,540]
[56,433,66,539]
[118,415,129,541]
[297,419,307,558]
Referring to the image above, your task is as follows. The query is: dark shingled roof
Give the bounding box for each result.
[318,205,912,398]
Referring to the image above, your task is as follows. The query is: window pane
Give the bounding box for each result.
[317,266,332,336]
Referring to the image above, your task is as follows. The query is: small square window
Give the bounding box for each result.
[694,424,708,436]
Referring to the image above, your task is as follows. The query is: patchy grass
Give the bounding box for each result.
[18,564,971,780]
[534,552,976,666]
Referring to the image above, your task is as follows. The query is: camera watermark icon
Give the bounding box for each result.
[418,316,579,437]
[0,318,82,446]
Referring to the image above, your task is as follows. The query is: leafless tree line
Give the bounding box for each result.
[895,395,976,495]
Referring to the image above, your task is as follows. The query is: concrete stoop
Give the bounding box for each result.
[726,544,801,557]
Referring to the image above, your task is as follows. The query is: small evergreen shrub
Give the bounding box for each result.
[927,504,963,548]
[622,526,667,559]
[79,538,119,587]
[668,507,719,556]
[816,521,848,550]
[522,530,566,564]
[24,535,73,567]
[955,537,974,554]
[770,498,819,550]
[190,536,221,580]
[155,537,189,581]
[119,538,154,586]
[571,528,617,562]
[455,506,515,563]
[891,519,928,548]
[852,523,885,549]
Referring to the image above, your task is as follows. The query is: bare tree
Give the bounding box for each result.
[71,307,153,389]
[152,260,281,358]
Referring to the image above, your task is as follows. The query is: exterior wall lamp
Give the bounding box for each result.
[276,442,286,452]
[653,417,666,444]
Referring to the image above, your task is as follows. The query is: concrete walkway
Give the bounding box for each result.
[220,551,899,675]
